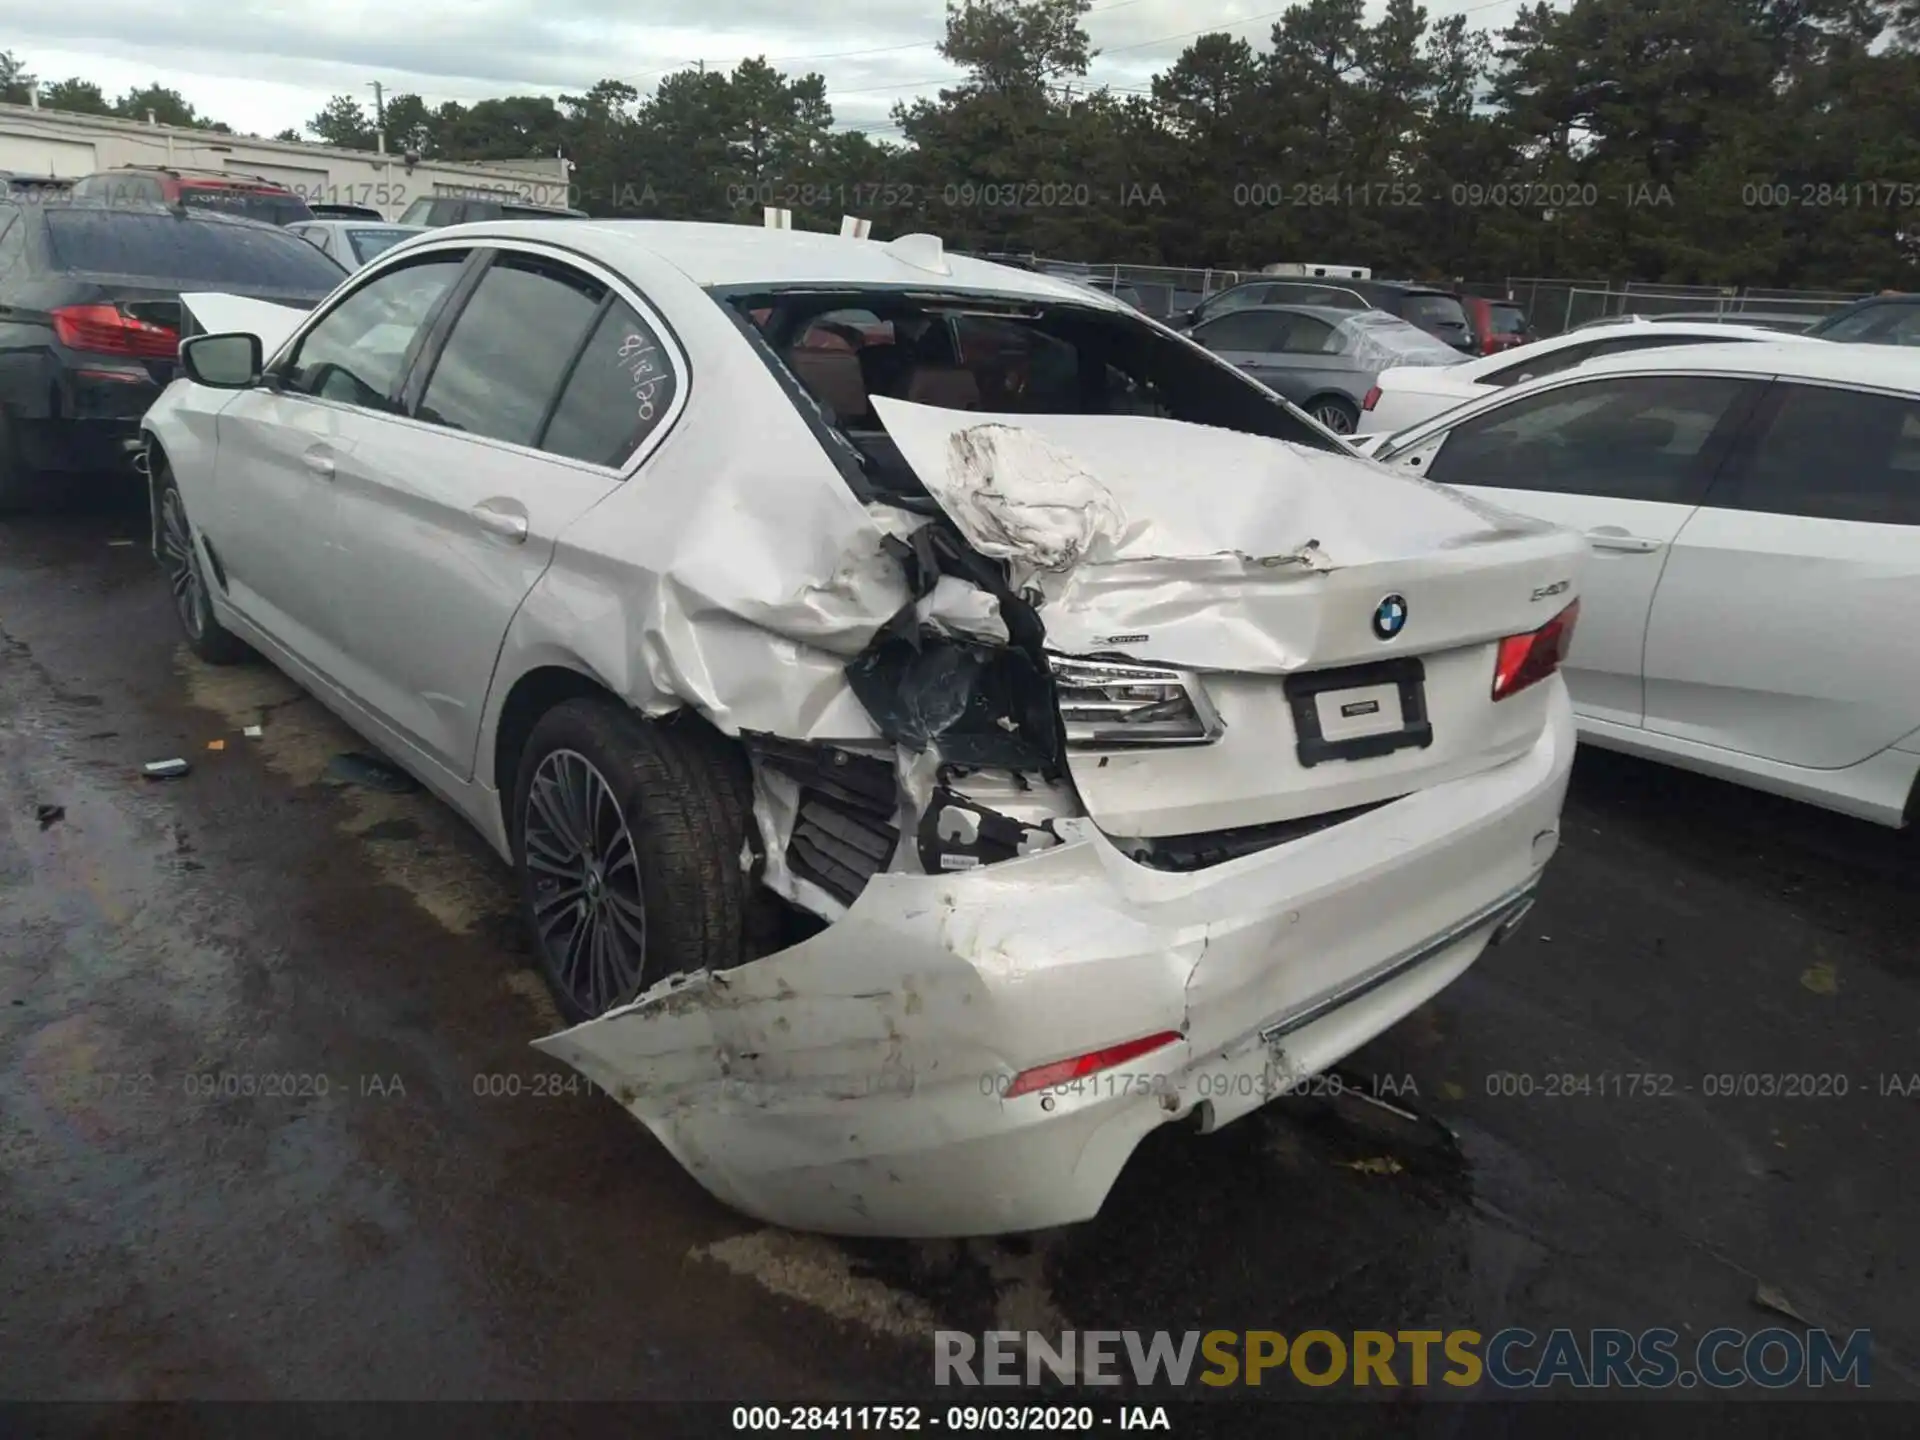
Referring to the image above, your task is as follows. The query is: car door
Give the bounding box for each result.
[1191,311,1302,398]
[327,244,687,781]
[1411,372,1766,728]
[1642,380,1920,768]
[208,249,473,679]
[1241,312,1342,388]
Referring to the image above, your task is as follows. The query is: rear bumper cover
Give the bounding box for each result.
[536,683,1576,1237]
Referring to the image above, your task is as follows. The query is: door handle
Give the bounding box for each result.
[302,448,335,478]
[1586,529,1662,553]
[471,502,529,543]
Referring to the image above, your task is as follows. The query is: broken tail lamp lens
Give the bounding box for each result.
[1362,385,1382,411]
[1492,600,1580,702]
[1047,655,1223,747]
[1003,1031,1184,1100]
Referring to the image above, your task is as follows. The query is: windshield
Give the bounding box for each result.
[47,210,347,290]
[725,285,1349,497]
[348,227,420,264]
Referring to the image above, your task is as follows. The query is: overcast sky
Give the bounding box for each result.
[8,0,1526,142]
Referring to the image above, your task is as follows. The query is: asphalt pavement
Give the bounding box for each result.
[3,489,1917,1417]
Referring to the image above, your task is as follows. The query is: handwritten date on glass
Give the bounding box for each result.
[617,332,668,423]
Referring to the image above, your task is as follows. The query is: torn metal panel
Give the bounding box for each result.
[531,695,1574,1237]
[178,292,312,358]
[871,398,1579,674]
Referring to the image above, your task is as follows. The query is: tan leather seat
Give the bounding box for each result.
[906,364,982,410]
[788,349,870,423]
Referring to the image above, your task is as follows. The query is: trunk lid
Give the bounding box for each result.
[870,399,1586,837]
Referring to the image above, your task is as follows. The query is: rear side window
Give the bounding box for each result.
[1489,304,1529,335]
[45,211,346,289]
[1812,302,1920,343]
[1401,293,1469,330]
[416,255,605,446]
[176,186,312,226]
[540,299,680,466]
[1721,384,1920,525]
[1425,375,1755,503]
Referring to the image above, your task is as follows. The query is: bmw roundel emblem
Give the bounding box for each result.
[1372,594,1409,641]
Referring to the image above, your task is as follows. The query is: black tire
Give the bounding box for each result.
[1308,397,1360,435]
[511,698,753,1024]
[155,462,251,665]
[0,405,54,514]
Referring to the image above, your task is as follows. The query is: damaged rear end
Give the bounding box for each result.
[535,278,1583,1237]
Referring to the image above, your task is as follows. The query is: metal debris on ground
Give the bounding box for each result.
[1752,1281,1812,1325]
[35,804,64,829]
[242,725,263,738]
[1342,1156,1405,1176]
[142,759,191,780]
[322,752,421,794]
[107,539,136,547]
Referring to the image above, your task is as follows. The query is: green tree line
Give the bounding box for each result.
[11,0,1920,287]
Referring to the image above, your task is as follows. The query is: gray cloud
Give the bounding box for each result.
[11,2,1520,138]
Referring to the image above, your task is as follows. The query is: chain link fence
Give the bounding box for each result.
[1466,279,1869,336]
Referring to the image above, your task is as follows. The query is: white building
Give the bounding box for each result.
[0,100,574,219]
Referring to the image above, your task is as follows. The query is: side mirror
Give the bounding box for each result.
[180,332,263,389]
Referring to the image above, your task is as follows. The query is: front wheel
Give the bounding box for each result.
[512,699,752,1024]
[1308,397,1360,435]
[156,464,250,664]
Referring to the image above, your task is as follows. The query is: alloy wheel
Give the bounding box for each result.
[523,748,648,1016]
[159,488,207,641]
[1311,402,1357,434]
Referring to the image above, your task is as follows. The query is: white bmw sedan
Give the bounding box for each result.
[142,221,1581,1237]
[1356,317,1822,435]
[1366,341,1920,827]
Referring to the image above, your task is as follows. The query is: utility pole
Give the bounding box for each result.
[368,81,385,129]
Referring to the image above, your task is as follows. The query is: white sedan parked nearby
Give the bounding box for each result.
[1367,341,1920,827]
[1356,318,1822,435]
[286,219,428,272]
[142,221,1581,1237]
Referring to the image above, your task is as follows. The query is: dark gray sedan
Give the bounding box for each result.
[1188,303,1466,433]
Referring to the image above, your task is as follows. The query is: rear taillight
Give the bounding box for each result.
[1048,655,1224,747]
[52,304,178,360]
[1362,386,1381,411]
[1004,1031,1183,1100]
[1492,601,1579,702]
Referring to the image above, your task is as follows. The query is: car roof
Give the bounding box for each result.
[1569,339,1920,389]
[390,219,1131,307]
[29,198,290,232]
[300,219,424,232]
[1230,302,1380,324]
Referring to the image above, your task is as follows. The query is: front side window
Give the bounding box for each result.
[283,255,466,410]
[1424,374,1755,503]
[415,254,605,446]
[1722,384,1920,525]
[1193,310,1291,352]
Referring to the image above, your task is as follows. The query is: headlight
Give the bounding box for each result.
[1047,654,1224,747]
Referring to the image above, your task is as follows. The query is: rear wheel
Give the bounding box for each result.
[0,406,53,513]
[511,699,752,1024]
[1308,397,1359,435]
[156,463,250,664]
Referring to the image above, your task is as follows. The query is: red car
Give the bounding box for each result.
[1463,295,1534,354]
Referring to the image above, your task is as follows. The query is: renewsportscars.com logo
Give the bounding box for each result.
[934,1327,1872,1390]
